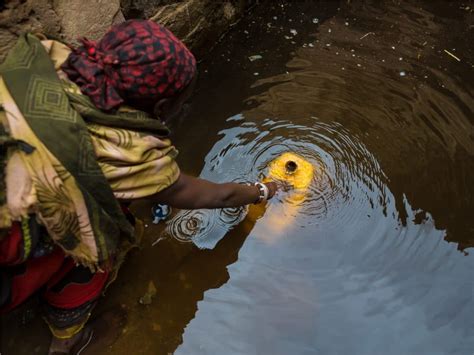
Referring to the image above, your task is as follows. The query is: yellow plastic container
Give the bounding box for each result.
[265,152,314,202]
[249,152,314,243]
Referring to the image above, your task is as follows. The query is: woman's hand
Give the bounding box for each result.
[264,182,278,200]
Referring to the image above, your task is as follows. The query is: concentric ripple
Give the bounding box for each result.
[166,209,218,243]
[166,116,388,246]
[165,202,248,248]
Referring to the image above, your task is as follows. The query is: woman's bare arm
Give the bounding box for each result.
[151,174,277,209]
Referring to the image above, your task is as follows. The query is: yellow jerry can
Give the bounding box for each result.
[250,152,314,243]
[265,152,314,202]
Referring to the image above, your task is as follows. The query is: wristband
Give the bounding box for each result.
[254,182,269,204]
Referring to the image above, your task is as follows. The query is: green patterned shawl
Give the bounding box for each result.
[0,34,166,267]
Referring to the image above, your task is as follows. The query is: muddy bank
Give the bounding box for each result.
[0,0,256,62]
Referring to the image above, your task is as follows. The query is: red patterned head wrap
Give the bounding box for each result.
[61,20,197,112]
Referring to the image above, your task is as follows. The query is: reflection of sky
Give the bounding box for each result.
[171,0,474,349]
[176,173,474,355]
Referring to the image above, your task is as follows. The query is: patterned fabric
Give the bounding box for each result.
[88,123,179,200]
[47,39,181,200]
[0,34,134,269]
[44,299,97,339]
[0,204,144,339]
[0,114,10,238]
[0,248,66,313]
[0,218,42,265]
[0,244,102,338]
[62,19,197,112]
[0,35,181,268]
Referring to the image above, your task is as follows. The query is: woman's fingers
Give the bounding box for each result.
[264,182,279,199]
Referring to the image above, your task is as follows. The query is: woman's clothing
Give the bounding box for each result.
[0,31,180,338]
[0,34,179,268]
[61,19,197,112]
[0,206,140,338]
[0,219,106,338]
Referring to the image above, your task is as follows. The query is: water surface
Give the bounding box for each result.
[2,1,473,354]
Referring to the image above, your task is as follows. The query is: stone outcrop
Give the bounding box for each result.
[53,0,125,46]
[0,0,255,63]
[147,0,252,57]
[0,0,62,62]
[0,0,124,62]
[121,0,255,56]
[121,0,186,19]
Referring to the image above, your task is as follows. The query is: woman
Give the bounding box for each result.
[0,20,277,354]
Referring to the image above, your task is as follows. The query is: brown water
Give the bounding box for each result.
[2,1,474,354]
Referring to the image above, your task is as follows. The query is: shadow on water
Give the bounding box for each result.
[2,1,474,355]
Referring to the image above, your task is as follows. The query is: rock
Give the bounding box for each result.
[0,0,124,62]
[125,0,257,57]
[0,30,18,62]
[1,0,256,63]
[121,0,182,19]
[138,280,157,305]
[54,0,125,46]
[0,0,61,63]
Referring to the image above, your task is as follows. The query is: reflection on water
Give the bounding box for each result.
[166,118,388,246]
[172,1,474,354]
[2,1,473,355]
[165,206,248,249]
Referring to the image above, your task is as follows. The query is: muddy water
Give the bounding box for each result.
[3,1,474,355]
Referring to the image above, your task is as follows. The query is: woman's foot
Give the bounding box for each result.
[48,306,127,355]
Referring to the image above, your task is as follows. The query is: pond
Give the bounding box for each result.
[2,1,473,354]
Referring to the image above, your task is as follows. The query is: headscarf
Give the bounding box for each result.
[61,20,197,112]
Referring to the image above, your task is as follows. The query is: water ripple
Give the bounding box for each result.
[166,117,389,245]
